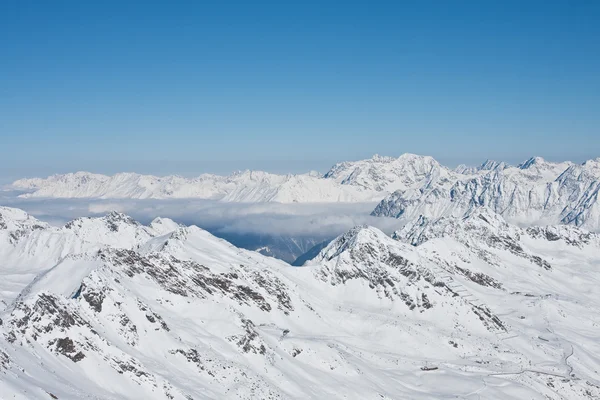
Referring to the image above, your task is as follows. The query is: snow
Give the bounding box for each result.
[9,170,381,203]
[372,156,600,231]
[1,205,599,399]
[1,153,506,203]
[10,155,600,230]
[324,153,452,193]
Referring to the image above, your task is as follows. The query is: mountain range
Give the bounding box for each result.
[7,154,600,231]
[9,154,437,202]
[0,205,599,399]
[372,156,600,231]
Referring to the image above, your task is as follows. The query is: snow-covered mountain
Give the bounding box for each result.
[454,159,509,174]
[324,153,458,192]
[3,153,492,203]
[9,170,380,203]
[1,206,599,399]
[372,156,600,230]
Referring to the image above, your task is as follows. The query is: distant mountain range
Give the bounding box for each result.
[372,156,600,231]
[9,153,448,203]
[7,154,600,230]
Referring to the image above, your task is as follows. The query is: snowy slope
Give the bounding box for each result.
[373,156,600,230]
[392,208,600,397]
[1,206,599,399]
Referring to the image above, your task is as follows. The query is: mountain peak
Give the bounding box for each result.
[479,159,508,171]
[102,211,139,226]
[0,206,48,233]
[149,217,181,235]
[370,154,395,162]
[311,225,391,264]
[454,164,478,174]
[518,156,546,169]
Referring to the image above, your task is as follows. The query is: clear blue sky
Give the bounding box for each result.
[1,1,599,180]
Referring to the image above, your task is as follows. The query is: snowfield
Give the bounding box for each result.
[1,205,599,399]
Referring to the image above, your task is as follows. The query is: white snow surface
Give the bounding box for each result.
[372,156,600,230]
[1,206,599,399]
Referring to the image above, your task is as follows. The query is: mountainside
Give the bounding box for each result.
[324,153,459,193]
[1,206,599,399]
[372,156,600,230]
[454,159,509,174]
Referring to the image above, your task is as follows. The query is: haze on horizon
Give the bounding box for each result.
[1,1,599,181]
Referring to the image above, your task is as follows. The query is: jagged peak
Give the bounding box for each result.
[62,212,144,237]
[479,159,508,171]
[311,225,391,263]
[518,156,545,169]
[454,164,478,174]
[516,156,566,171]
[101,211,140,226]
[461,207,508,225]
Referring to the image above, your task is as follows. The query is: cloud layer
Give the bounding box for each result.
[0,195,402,240]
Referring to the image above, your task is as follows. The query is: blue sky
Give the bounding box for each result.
[1,1,599,181]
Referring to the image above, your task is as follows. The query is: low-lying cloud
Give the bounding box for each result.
[0,195,402,240]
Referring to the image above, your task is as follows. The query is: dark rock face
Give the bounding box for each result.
[0,350,10,370]
[455,266,503,289]
[248,270,293,314]
[487,234,553,270]
[472,305,507,332]
[13,293,90,337]
[421,293,432,309]
[52,337,85,362]
[114,357,149,377]
[228,319,267,355]
[316,227,511,333]
[526,226,594,247]
[170,349,204,371]
[81,283,105,313]
[99,249,293,314]
[317,239,443,310]
[104,212,140,232]
[137,300,170,331]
